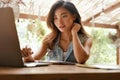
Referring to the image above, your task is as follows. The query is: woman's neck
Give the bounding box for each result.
[59,32,72,52]
[60,32,72,41]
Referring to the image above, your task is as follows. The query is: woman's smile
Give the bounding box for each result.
[59,25,65,29]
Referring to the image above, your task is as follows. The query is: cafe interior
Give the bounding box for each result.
[0,0,120,80]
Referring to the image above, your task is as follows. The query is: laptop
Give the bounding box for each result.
[0,7,49,67]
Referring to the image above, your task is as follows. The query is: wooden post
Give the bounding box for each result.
[117,24,120,65]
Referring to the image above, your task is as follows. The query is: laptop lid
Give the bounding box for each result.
[0,7,24,67]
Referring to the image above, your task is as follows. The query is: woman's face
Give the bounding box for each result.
[54,7,75,32]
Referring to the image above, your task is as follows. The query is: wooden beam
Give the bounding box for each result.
[83,22,118,29]
[117,46,120,65]
[20,13,118,29]
[116,25,120,65]
[18,2,120,30]
[19,13,46,21]
[83,2,120,25]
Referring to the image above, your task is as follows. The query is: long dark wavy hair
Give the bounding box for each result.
[46,0,88,48]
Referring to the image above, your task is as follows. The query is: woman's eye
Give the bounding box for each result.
[62,15,67,18]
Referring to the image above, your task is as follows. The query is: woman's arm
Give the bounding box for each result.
[21,32,57,62]
[33,43,48,60]
[71,23,92,63]
[21,42,48,62]
[34,32,57,60]
[21,36,49,62]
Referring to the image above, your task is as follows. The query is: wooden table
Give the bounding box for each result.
[0,64,120,80]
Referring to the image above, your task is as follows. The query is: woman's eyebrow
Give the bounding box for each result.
[54,12,69,17]
[61,12,68,15]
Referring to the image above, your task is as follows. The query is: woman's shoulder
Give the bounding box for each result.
[42,33,58,49]
[42,35,50,44]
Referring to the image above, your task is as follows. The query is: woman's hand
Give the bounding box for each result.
[21,46,33,57]
[71,23,81,35]
[21,46,34,62]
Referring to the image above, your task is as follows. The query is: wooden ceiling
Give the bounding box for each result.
[19,0,120,29]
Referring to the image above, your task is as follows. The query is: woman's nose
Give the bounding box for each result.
[58,18,63,24]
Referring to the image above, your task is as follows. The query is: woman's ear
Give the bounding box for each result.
[73,14,76,21]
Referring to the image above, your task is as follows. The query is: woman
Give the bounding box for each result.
[22,0,92,63]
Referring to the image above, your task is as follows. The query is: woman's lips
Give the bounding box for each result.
[59,25,65,28]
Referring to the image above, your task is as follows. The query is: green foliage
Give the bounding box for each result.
[86,28,116,65]
[27,19,46,42]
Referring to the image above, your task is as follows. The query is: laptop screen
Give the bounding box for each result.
[0,7,24,67]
